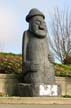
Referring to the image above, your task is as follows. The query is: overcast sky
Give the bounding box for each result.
[0,0,71,53]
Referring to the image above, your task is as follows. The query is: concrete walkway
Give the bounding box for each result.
[0,104,71,108]
[0,97,71,104]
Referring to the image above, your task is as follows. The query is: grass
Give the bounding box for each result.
[0,52,22,74]
[0,52,71,77]
[54,63,71,77]
[63,95,71,98]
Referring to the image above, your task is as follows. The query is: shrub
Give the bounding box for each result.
[63,56,71,65]
[0,52,22,74]
[0,52,71,77]
[54,63,71,77]
[63,95,71,98]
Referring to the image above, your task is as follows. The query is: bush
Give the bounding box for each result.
[54,63,71,77]
[63,95,71,98]
[63,56,71,65]
[0,52,22,74]
[0,52,71,77]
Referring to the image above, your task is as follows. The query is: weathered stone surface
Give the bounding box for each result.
[18,83,61,97]
[0,97,71,104]
[22,8,55,96]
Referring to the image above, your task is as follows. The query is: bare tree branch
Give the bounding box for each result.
[48,8,71,63]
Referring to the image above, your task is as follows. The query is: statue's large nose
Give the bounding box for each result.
[39,25,45,30]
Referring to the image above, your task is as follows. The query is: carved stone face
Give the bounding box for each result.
[29,16,47,38]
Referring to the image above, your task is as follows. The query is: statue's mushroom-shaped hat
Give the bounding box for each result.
[26,8,45,22]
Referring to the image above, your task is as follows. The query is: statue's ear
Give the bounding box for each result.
[29,24,31,31]
[29,22,33,32]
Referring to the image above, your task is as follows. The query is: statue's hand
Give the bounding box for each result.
[48,54,54,63]
[23,61,39,72]
[30,63,39,72]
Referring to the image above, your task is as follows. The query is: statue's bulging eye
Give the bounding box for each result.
[34,21,40,25]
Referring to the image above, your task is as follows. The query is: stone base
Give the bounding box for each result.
[18,83,61,97]
[0,97,71,104]
[0,74,18,96]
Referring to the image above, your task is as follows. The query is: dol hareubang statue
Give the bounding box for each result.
[22,8,56,96]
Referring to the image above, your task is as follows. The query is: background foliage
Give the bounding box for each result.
[0,52,22,74]
[49,8,71,63]
[0,52,71,77]
[54,63,71,77]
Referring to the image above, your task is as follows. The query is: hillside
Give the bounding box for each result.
[0,52,22,74]
[54,63,71,77]
[0,52,71,77]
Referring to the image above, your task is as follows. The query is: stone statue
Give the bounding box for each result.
[22,8,56,96]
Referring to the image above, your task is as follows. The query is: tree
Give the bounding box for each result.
[48,8,71,63]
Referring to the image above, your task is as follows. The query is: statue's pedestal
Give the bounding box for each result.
[18,83,61,97]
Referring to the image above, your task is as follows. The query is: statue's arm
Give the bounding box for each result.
[45,37,54,63]
[22,31,31,72]
[22,31,27,62]
[22,31,39,72]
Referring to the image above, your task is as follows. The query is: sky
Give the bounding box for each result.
[0,0,71,54]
